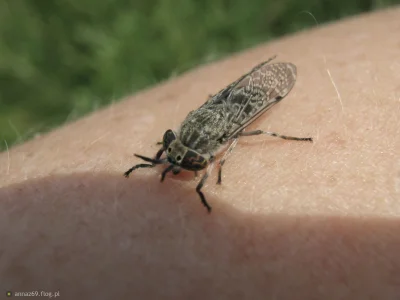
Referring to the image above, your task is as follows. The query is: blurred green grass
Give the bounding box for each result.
[0,0,396,151]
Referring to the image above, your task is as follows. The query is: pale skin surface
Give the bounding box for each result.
[1,7,400,299]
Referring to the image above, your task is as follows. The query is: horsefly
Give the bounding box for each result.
[124,55,312,213]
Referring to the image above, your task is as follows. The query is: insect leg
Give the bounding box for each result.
[161,165,174,182]
[123,148,165,178]
[124,163,155,177]
[217,137,239,185]
[159,165,180,183]
[172,167,181,175]
[196,159,215,213]
[239,130,313,142]
[134,153,166,163]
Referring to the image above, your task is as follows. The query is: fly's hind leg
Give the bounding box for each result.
[217,138,239,185]
[239,130,313,142]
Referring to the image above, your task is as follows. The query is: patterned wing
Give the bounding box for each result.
[199,56,278,108]
[224,61,297,138]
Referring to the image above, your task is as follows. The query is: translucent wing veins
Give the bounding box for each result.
[204,57,297,140]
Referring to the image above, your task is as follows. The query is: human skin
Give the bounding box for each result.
[1,7,400,300]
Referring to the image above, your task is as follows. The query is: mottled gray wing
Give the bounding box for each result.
[224,61,297,138]
[199,56,279,108]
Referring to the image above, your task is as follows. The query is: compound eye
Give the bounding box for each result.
[163,130,177,150]
[180,150,208,171]
[176,155,182,162]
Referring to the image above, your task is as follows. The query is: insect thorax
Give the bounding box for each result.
[178,106,231,154]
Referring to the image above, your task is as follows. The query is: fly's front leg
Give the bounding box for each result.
[160,165,182,182]
[124,147,165,177]
[124,163,155,177]
[161,165,174,182]
[217,138,239,185]
[239,130,313,142]
[172,167,181,175]
[196,157,215,213]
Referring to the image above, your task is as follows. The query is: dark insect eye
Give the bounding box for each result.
[176,155,182,161]
[163,130,177,149]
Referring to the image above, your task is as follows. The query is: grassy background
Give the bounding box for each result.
[0,0,397,151]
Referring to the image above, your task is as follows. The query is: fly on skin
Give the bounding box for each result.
[124,55,312,213]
